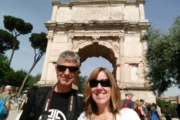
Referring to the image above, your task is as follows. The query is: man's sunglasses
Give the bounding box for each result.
[89,79,111,88]
[56,65,79,72]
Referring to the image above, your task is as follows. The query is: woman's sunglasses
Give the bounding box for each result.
[89,79,111,88]
[56,65,79,72]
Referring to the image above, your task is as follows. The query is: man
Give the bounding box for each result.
[0,85,12,120]
[164,104,172,120]
[122,91,134,109]
[20,50,83,120]
[140,99,147,116]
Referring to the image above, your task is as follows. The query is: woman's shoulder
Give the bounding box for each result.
[78,112,89,120]
[120,108,135,113]
[116,108,140,120]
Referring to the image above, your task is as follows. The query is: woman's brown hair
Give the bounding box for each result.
[83,67,123,118]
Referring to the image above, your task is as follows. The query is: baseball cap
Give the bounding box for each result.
[5,85,12,90]
[125,91,134,96]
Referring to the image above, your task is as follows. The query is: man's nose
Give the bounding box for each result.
[64,68,70,74]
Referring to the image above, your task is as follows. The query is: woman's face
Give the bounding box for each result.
[151,106,155,110]
[90,71,111,107]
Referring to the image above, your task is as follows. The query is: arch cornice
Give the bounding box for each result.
[71,36,121,60]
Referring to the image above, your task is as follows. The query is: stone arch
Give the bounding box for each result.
[77,43,116,73]
[71,36,120,75]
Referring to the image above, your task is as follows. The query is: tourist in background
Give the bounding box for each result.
[78,67,140,120]
[17,96,23,113]
[140,99,148,117]
[134,100,146,120]
[0,85,12,120]
[145,102,151,120]
[164,104,172,120]
[176,104,180,120]
[122,91,134,109]
[151,103,160,120]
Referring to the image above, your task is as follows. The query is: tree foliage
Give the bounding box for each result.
[156,98,178,117]
[3,15,33,65]
[0,54,11,86]
[3,15,33,35]
[144,16,180,95]
[4,69,30,87]
[0,29,16,54]
[26,73,41,87]
[78,75,87,92]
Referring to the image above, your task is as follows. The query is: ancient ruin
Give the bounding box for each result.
[38,0,156,102]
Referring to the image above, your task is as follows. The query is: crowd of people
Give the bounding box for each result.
[122,91,179,120]
[0,50,180,120]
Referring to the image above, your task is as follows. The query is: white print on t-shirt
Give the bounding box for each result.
[38,109,66,120]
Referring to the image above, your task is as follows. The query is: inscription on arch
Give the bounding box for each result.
[72,5,124,21]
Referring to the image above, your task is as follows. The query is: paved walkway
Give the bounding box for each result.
[7,110,19,120]
[7,105,20,120]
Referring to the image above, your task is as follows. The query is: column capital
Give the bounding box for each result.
[46,35,54,41]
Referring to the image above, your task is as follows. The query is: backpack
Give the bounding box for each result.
[0,95,8,116]
[124,99,131,108]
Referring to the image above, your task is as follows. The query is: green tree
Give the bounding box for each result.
[0,29,16,54]
[78,75,87,92]
[26,73,41,87]
[4,69,31,87]
[0,54,11,86]
[143,16,180,95]
[18,32,48,96]
[156,98,177,117]
[3,15,33,65]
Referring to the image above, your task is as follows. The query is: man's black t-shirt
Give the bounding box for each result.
[38,91,79,120]
[20,87,83,120]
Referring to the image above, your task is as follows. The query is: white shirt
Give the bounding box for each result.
[78,108,140,120]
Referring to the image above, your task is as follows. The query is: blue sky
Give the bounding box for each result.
[0,0,180,97]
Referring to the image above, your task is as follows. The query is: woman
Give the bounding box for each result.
[78,67,140,120]
[145,102,152,120]
[164,105,172,120]
[151,103,160,120]
[134,100,146,120]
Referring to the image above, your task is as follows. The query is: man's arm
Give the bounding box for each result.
[5,101,10,118]
[5,95,11,118]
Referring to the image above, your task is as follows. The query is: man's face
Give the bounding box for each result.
[128,94,133,99]
[55,60,79,87]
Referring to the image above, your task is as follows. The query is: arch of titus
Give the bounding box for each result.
[37,0,156,102]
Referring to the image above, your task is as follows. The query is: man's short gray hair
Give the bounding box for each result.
[57,50,80,67]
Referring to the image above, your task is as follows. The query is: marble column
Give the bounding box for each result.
[38,35,53,85]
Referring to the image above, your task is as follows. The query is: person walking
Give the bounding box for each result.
[0,85,12,120]
[20,50,83,120]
